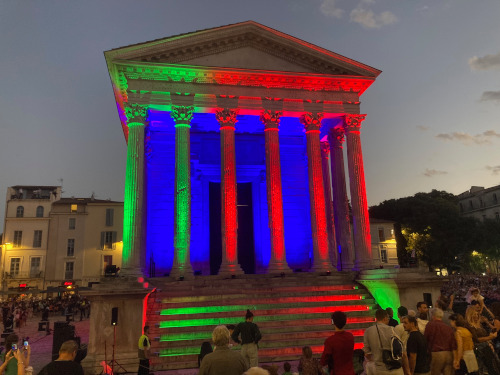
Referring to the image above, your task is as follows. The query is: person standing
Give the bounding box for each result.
[402,315,430,375]
[321,311,355,375]
[231,309,262,368]
[137,326,150,375]
[423,308,457,375]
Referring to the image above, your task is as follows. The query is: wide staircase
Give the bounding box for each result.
[146,273,377,371]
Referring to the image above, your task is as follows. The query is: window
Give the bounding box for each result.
[378,228,385,242]
[16,206,24,218]
[69,218,76,230]
[13,231,22,247]
[10,258,20,276]
[70,204,77,213]
[30,257,41,277]
[380,247,388,263]
[101,231,117,250]
[36,206,44,218]
[33,230,42,248]
[459,203,464,213]
[104,255,113,267]
[496,212,499,221]
[67,239,75,257]
[482,215,487,221]
[494,194,498,204]
[106,208,114,226]
[480,198,484,208]
[65,262,74,280]
[469,200,473,209]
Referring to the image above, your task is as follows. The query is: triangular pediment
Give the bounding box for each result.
[106,21,381,77]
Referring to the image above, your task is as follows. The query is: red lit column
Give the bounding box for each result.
[260,110,290,273]
[300,113,333,273]
[320,141,338,269]
[216,108,243,275]
[123,103,148,276]
[344,114,372,270]
[170,105,194,279]
[328,127,355,270]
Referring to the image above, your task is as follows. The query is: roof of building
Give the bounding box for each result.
[10,185,59,190]
[52,197,123,205]
[457,184,500,199]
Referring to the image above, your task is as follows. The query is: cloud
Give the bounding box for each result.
[480,91,500,103]
[486,165,500,175]
[423,169,448,177]
[417,125,429,131]
[435,130,500,145]
[469,51,500,71]
[320,0,344,18]
[350,7,397,29]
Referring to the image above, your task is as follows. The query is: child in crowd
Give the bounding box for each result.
[282,362,292,375]
[298,346,322,375]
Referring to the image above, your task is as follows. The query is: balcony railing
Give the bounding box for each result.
[4,271,44,279]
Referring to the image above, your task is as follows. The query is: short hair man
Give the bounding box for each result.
[320,311,355,375]
[416,302,429,334]
[363,309,409,375]
[37,340,84,375]
[423,308,457,375]
[199,325,248,375]
[394,306,410,346]
[403,315,431,375]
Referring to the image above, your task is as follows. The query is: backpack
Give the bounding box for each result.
[376,325,403,370]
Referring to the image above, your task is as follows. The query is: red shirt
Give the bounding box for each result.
[424,319,457,352]
[320,330,355,375]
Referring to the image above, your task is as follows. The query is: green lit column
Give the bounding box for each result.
[123,103,148,276]
[170,105,194,279]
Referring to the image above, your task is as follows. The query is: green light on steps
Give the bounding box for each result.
[358,279,401,313]
[160,332,212,342]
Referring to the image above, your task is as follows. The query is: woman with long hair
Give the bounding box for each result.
[465,306,500,375]
[449,313,478,374]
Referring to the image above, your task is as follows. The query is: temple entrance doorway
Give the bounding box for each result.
[209,182,255,274]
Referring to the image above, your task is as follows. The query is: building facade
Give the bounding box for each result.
[458,185,500,221]
[369,218,398,267]
[105,21,381,278]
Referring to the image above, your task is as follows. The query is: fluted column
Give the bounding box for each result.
[260,110,290,273]
[299,113,333,273]
[328,127,355,270]
[170,105,194,279]
[216,108,243,275]
[320,141,338,269]
[344,114,372,270]
[122,103,148,276]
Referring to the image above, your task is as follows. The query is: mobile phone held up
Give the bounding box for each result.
[24,341,28,349]
[11,344,17,351]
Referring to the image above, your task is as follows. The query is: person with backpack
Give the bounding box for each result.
[363,309,409,375]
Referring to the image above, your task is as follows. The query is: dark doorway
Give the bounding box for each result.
[209,182,255,274]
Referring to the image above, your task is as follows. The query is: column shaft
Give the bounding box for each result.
[261,110,290,273]
[300,113,333,272]
[344,114,372,269]
[216,109,243,275]
[170,106,194,279]
[328,127,355,270]
[122,104,148,276]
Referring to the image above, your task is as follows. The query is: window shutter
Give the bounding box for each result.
[112,231,117,249]
[100,232,105,250]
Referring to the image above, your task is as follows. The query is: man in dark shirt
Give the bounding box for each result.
[37,340,84,375]
[320,310,355,375]
[231,309,262,368]
[387,308,398,327]
[424,308,457,375]
[403,315,430,375]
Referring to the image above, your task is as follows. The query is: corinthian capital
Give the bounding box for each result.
[299,112,323,132]
[328,127,345,148]
[320,141,330,157]
[171,105,194,126]
[124,103,149,125]
[343,114,367,132]
[215,108,239,128]
[260,110,282,130]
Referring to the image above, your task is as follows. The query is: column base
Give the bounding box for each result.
[354,259,373,271]
[267,260,292,274]
[170,263,194,280]
[218,262,244,276]
[119,266,144,278]
[341,261,355,271]
[310,260,334,273]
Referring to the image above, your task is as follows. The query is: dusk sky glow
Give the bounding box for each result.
[0,0,499,224]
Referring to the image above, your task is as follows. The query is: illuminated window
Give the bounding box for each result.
[69,218,76,230]
[378,228,385,242]
[36,206,44,218]
[16,206,24,218]
[71,204,77,213]
[380,247,388,263]
[65,262,74,280]
[10,258,20,276]
[13,231,22,247]
[101,231,117,250]
[30,257,41,277]
[67,239,75,256]
[33,230,42,248]
[106,208,114,226]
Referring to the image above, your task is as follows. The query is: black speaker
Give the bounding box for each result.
[423,292,433,309]
[52,321,75,360]
[111,307,118,326]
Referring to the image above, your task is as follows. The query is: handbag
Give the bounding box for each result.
[376,324,402,370]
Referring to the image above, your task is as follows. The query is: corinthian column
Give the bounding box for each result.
[299,113,333,273]
[344,114,372,270]
[320,141,338,269]
[260,110,290,273]
[122,103,148,276]
[216,108,243,276]
[328,127,355,270]
[170,105,194,279]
